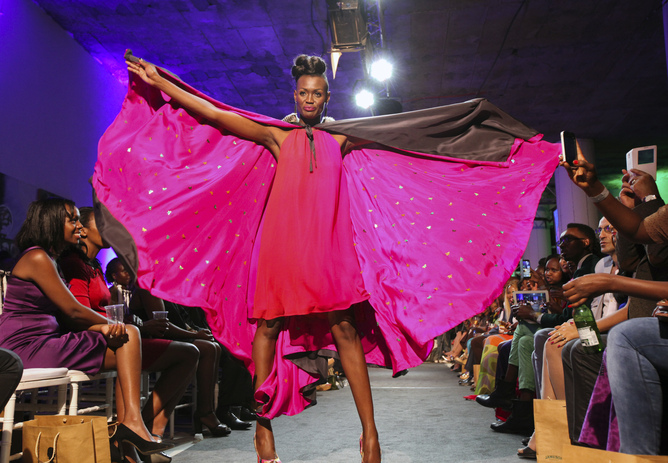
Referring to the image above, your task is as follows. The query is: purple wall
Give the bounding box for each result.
[0,0,126,205]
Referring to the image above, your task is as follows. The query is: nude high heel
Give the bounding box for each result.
[254,435,281,463]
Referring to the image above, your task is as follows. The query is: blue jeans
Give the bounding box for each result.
[607,318,668,455]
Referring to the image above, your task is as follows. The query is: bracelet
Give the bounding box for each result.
[589,186,610,203]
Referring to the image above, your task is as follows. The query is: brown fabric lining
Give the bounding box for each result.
[319,98,538,162]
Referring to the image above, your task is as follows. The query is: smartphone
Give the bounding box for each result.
[560,131,577,164]
[521,259,531,279]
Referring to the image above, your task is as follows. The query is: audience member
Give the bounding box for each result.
[0,199,172,460]
[561,150,668,454]
[58,207,199,455]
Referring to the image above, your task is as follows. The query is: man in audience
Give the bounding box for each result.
[479,224,600,435]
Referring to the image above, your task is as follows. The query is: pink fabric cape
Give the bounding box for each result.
[92,69,561,419]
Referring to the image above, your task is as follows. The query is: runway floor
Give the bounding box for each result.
[166,362,525,462]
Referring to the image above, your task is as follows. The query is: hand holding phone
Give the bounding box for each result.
[560,131,578,164]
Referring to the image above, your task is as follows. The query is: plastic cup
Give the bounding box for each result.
[153,311,169,320]
[104,304,124,324]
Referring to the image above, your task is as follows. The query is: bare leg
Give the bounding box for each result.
[252,318,283,460]
[102,325,154,441]
[115,378,125,423]
[542,341,566,400]
[142,341,199,437]
[328,308,381,463]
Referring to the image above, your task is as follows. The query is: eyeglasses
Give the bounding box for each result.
[595,225,617,236]
[557,235,585,247]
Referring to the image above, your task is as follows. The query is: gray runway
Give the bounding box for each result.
[168,363,524,462]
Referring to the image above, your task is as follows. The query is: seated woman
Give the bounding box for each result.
[474,277,518,396]
[58,207,204,445]
[0,198,172,460]
[129,291,239,434]
[115,258,254,430]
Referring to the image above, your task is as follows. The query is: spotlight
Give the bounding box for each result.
[355,89,375,109]
[370,58,393,82]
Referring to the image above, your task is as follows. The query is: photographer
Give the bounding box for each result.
[559,147,668,454]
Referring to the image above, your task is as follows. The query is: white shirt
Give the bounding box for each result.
[590,256,619,319]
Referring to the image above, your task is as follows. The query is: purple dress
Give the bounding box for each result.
[0,248,108,374]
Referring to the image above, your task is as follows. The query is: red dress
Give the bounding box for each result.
[253,129,368,319]
[59,252,171,369]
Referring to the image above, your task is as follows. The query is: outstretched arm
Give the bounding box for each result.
[560,144,653,243]
[126,58,288,160]
[563,272,668,307]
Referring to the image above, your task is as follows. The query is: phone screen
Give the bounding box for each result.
[521,259,531,278]
[561,131,577,164]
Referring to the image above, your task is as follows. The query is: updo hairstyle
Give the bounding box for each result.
[291,55,329,90]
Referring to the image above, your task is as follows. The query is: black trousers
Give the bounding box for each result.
[0,348,23,411]
[561,335,606,442]
[216,344,253,410]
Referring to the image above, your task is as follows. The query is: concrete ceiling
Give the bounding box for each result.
[33,0,668,183]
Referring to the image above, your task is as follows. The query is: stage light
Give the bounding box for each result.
[370,58,392,82]
[355,89,375,109]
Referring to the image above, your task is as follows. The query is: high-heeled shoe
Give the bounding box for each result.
[360,433,364,460]
[114,423,174,456]
[359,432,381,463]
[254,435,281,463]
[193,411,231,437]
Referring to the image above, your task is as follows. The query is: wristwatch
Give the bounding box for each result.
[643,194,657,203]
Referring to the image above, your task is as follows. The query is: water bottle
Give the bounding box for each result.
[573,304,605,354]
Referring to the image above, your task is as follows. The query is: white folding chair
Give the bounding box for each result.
[67,370,116,420]
[0,368,70,463]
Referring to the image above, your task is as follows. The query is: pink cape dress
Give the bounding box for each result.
[253,129,369,320]
[92,59,561,418]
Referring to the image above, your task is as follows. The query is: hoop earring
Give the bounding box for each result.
[323,102,328,120]
[294,102,298,120]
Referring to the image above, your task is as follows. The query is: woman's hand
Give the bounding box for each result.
[560,142,605,197]
[126,59,161,86]
[563,273,614,306]
[193,329,216,342]
[140,319,169,338]
[100,323,129,349]
[548,320,578,348]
